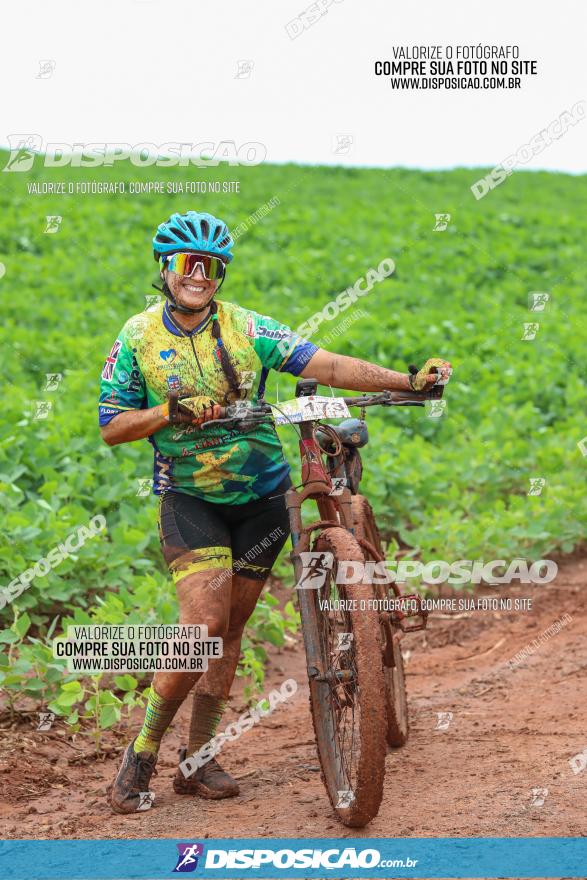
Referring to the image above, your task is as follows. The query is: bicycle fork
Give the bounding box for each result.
[286,486,330,683]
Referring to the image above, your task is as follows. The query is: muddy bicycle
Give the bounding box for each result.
[193,372,447,827]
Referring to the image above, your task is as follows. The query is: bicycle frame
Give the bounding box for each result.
[287,419,354,533]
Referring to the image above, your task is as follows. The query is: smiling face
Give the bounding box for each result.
[162,258,220,313]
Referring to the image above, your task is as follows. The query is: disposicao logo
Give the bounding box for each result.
[172,843,204,873]
[2,136,267,171]
[200,846,385,870]
[2,134,42,172]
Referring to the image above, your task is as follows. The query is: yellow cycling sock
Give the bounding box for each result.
[188,692,227,755]
[134,687,183,756]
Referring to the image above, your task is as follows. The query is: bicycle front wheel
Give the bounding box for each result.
[298,526,386,827]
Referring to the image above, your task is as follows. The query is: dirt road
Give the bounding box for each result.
[1,556,586,844]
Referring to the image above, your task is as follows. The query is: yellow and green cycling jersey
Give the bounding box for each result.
[98,299,318,503]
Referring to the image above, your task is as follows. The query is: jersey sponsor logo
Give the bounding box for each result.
[116,370,129,384]
[257,326,291,340]
[98,406,118,415]
[128,354,143,393]
[102,340,122,380]
[160,348,177,363]
[245,315,256,337]
[128,372,143,393]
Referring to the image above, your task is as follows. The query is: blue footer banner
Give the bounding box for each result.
[1,837,586,879]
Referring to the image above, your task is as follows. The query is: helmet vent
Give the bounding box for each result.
[172,227,189,242]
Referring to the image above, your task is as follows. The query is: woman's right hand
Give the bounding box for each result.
[162,393,223,426]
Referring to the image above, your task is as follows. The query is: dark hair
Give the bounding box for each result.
[209,300,245,404]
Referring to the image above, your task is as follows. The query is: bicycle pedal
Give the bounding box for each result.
[391,593,429,632]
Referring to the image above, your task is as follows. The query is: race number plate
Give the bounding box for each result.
[274,395,351,425]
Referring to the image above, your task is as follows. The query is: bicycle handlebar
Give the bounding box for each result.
[197,383,445,429]
[341,387,444,407]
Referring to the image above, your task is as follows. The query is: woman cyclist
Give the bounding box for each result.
[100,210,449,813]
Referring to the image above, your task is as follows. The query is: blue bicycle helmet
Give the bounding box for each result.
[153,211,233,263]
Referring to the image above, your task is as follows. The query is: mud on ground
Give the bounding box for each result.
[1,557,585,862]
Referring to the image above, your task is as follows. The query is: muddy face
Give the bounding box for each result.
[164,263,218,313]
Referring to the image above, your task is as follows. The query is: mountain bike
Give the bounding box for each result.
[194,371,447,826]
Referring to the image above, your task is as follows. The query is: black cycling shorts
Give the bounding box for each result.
[157,474,292,585]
